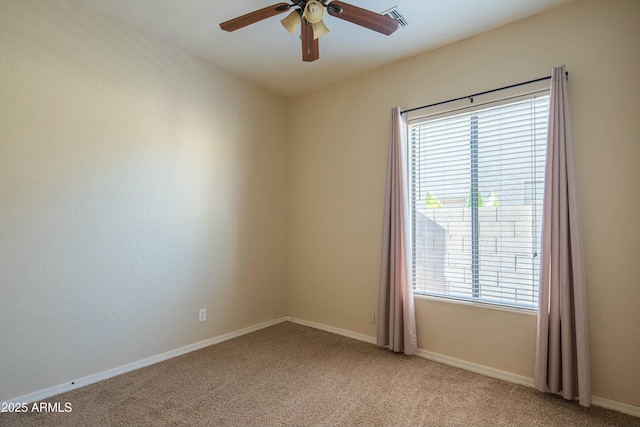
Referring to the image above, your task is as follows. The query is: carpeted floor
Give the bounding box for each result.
[2,322,638,426]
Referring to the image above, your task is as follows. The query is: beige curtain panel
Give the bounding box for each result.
[535,65,591,406]
[377,107,418,355]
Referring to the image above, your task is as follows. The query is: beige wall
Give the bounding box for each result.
[0,0,287,401]
[2,0,639,410]
[287,0,640,406]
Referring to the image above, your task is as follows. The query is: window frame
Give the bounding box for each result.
[406,82,550,312]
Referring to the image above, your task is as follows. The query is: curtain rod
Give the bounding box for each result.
[401,71,568,115]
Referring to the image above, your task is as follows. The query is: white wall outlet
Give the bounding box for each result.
[369,312,376,325]
[198,308,207,322]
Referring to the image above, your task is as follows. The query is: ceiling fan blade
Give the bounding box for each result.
[220,3,291,32]
[327,1,398,35]
[301,17,319,62]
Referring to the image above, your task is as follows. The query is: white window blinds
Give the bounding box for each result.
[409,94,549,310]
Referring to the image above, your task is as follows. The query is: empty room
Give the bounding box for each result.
[1,0,639,425]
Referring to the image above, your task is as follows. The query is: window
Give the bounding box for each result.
[408,91,549,310]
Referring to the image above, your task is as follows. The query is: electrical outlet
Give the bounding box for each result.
[369,312,376,325]
[199,308,206,322]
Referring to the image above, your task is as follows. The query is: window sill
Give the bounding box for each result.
[413,293,538,316]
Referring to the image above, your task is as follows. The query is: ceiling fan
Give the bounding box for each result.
[220,1,399,62]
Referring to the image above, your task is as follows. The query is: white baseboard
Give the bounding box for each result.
[2,317,287,405]
[415,350,640,417]
[591,396,640,418]
[416,350,640,417]
[289,318,639,419]
[414,349,535,388]
[5,316,638,418]
[286,316,377,345]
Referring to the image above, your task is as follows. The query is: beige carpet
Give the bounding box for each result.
[2,322,638,427]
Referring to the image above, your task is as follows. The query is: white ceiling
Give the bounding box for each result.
[70,0,573,97]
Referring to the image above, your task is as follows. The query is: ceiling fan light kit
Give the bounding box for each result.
[220,1,399,62]
[303,1,329,39]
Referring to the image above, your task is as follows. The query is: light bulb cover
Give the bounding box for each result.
[280,10,301,35]
[303,1,324,24]
[312,20,330,39]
